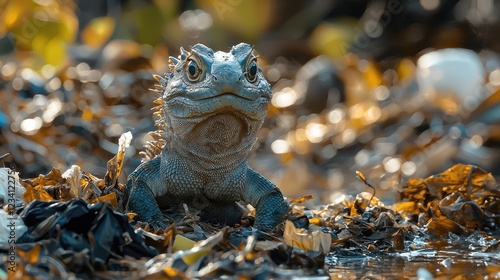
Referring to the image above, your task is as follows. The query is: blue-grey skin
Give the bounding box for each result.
[125,43,290,231]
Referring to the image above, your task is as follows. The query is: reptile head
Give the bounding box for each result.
[155,43,272,165]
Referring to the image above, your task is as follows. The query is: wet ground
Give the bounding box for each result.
[329,250,500,279]
[327,234,500,279]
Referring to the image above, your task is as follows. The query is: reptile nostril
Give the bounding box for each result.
[213,76,218,82]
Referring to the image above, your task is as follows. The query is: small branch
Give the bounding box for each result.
[355,170,376,210]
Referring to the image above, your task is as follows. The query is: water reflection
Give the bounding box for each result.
[327,242,500,279]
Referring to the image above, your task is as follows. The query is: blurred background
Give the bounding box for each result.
[1,0,500,204]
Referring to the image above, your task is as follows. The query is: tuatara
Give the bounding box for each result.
[125,43,290,231]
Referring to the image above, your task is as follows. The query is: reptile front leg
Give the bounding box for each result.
[125,157,170,230]
[244,168,290,231]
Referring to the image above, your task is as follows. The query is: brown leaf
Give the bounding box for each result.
[426,217,467,238]
[392,229,405,251]
[37,168,64,187]
[438,192,484,229]
[401,164,497,205]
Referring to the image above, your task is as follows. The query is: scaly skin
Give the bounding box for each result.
[125,43,290,231]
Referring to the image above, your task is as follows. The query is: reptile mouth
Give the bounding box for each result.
[217,92,254,100]
[167,92,270,120]
[188,91,268,101]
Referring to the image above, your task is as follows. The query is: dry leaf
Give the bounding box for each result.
[426,216,467,238]
[17,244,40,264]
[283,220,331,254]
[290,194,314,204]
[105,132,132,188]
[93,192,118,207]
[62,165,82,198]
[173,235,196,252]
[127,212,138,221]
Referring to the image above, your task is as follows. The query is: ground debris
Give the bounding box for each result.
[2,160,499,278]
[398,164,500,233]
[0,152,500,279]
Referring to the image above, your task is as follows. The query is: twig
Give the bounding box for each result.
[0,152,10,166]
[355,170,376,210]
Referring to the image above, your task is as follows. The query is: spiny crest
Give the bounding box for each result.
[180,47,188,60]
[140,52,184,161]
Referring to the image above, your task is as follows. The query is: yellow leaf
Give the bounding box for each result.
[180,248,210,265]
[290,194,314,204]
[38,187,54,201]
[24,184,55,202]
[96,192,117,207]
[163,266,189,279]
[393,201,419,214]
[17,244,40,264]
[309,217,322,226]
[127,212,137,222]
[23,185,36,204]
[173,235,196,252]
[43,38,66,66]
[39,168,64,186]
[82,16,115,47]
[176,229,225,265]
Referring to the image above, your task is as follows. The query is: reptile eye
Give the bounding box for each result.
[186,59,202,82]
[246,59,258,83]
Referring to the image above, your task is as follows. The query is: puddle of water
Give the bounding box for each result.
[326,236,500,279]
[327,250,500,279]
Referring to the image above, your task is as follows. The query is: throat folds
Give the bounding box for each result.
[166,112,257,175]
